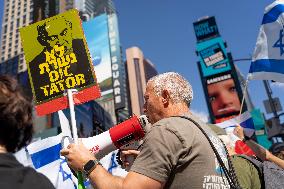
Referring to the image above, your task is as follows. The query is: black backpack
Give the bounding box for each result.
[238,155,284,189]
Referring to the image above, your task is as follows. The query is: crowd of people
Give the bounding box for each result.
[1,72,284,189]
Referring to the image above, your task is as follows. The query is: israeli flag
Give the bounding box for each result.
[100,150,128,177]
[249,1,284,83]
[27,134,77,189]
[216,111,255,147]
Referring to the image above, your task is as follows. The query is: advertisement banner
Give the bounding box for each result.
[193,16,219,42]
[206,73,241,123]
[197,37,231,77]
[108,14,126,110]
[20,9,101,116]
[83,14,113,101]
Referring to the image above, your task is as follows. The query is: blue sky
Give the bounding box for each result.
[113,0,284,121]
[0,0,283,122]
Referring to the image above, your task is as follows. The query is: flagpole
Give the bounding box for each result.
[67,89,79,143]
[239,77,249,116]
[66,89,85,189]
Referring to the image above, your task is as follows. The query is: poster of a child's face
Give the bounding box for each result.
[207,77,241,121]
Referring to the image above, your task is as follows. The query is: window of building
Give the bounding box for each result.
[23,15,26,25]
[4,25,7,33]
[30,12,33,20]
[17,18,20,27]
[8,54,11,59]
[1,57,5,62]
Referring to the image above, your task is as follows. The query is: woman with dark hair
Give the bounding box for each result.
[0,75,54,189]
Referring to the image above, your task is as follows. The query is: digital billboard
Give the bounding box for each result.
[206,73,241,123]
[83,14,114,102]
[193,16,219,42]
[196,37,231,77]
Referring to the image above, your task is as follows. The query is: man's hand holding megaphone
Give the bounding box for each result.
[61,115,150,175]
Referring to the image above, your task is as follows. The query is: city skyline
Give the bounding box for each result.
[0,0,283,123]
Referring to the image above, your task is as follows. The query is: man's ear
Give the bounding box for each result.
[161,90,170,106]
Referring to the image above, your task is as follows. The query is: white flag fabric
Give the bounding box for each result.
[249,0,284,82]
[58,110,72,137]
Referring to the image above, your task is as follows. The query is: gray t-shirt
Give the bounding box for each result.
[130,114,230,189]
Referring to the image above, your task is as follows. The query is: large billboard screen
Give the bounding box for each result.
[197,37,231,77]
[193,16,219,42]
[206,73,241,123]
[83,14,114,102]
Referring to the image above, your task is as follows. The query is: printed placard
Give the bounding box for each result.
[20,9,101,116]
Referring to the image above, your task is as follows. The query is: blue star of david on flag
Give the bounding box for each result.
[249,1,284,83]
[273,29,284,56]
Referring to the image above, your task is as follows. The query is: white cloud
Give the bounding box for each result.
[191,110,209,123]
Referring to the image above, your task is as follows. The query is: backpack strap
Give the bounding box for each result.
[174,116,242,189]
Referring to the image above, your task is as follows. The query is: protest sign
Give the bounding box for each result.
[20,9,101,116]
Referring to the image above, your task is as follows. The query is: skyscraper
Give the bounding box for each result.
[0,0,33,72]
[125,46,158,116]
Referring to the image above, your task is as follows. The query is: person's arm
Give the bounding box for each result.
[60,142,163,189]
[234,125,266,160]
[265,150,284,169]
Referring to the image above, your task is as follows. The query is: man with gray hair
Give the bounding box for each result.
[61,72,231,189]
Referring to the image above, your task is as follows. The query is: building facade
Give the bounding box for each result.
[125,46,158,116]
[0,0,33,72]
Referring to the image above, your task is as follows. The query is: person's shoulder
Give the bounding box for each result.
[23,167,55,188]
[151,116,199,137]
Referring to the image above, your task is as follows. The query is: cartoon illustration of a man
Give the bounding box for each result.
[29,15,94,104]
